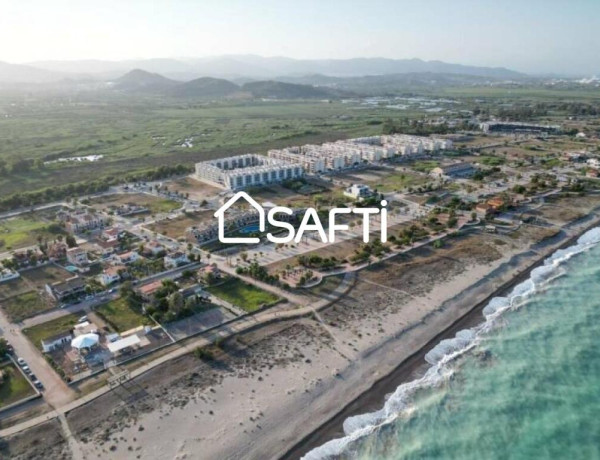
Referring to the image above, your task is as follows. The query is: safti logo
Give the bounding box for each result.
[214,191,387,245]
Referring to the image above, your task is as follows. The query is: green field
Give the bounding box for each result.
[1,291,50,323]
[206,277,280,312]
[0,98,405,197]
[0,362,36,408]
[94,297,150,332]
[0,215,63,250]
[410,160,440,173]
[368,171,429,193]
[23,311,83,350]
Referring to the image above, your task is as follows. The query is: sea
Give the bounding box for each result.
[305,226,600,460]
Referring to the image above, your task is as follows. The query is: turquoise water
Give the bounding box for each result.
[240,224,260,234]
[306,227,600,460]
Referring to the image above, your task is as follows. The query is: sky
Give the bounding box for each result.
[1,0,599,75]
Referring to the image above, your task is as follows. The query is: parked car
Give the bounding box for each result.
[17,357,26,366]
[22,366,31,374]
[29,373,37,381]
[34,380,44,390]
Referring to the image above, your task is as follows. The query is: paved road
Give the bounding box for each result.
[0,309,76,408]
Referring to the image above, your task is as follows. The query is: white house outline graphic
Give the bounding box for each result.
[214,191,265,244]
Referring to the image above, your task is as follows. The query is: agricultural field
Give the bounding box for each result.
[0,361,36,408]
[88,193,180,214]
[0,291,51,323]
[0,97,407,198]
[206,277,280,312]
[94,297,150,332]
[0,212,64,251]
[23,311,84,351]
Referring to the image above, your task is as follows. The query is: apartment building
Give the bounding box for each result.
[267,147,326,173]
[58,210,109,234]
[381,134,453,154]
[194,154,303,190]
[479,121,561,134]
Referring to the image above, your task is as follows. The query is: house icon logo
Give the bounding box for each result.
[214,191,265,244]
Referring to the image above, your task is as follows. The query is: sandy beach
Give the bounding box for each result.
[4,196,600,460]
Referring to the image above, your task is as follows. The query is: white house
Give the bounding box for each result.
[112,251,140,265]
[41,331,73,353]
[66,247,89,266]
[98,265,125,286]
[587,158,600,169]
[164,251,189,269]
[344,184,375,200]
[144,240,166,256]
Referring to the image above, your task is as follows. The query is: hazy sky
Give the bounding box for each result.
[1,0,598,74]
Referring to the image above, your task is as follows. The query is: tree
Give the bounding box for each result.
[0,338,8,356]
[119,281,135,301]
[168,291,184,315]
[65,234,77,248]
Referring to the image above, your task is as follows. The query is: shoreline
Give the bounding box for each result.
[281,216,600,460]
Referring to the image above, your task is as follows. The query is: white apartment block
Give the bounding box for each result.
[194,154,303,190]
[381,134,453,154]
[268,147,326,173]
[268,144,349,171]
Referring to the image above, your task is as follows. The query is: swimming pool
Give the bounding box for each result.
[239,224,260,234]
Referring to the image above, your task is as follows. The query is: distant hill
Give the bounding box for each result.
[112,69,178,92]
[242,80,336,99]
[275,72,516,95]
[111,70,339,99]
[0,61,65,83]
[26,55,527,81]
[170,77,240,98]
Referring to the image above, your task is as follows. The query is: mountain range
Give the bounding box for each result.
[1,55,526,84]
[111,69,344,99]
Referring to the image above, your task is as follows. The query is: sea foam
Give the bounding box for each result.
[302,225,600,460]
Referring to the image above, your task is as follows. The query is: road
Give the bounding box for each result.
[0,309,76,408]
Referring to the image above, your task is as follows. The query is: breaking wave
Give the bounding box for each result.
[302,226,600,460]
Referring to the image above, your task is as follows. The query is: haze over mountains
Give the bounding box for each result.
[2,54,526,84]
[112,69,344,99]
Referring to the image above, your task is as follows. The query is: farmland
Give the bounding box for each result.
[0,213,64,251]
[0,97,407,199]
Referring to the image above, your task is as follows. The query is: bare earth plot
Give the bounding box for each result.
[145,210,214,239]
[21,264,73,291]
[163,176,220,202]
[88,193,180,214]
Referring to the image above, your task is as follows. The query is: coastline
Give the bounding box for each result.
[281,215,600,460]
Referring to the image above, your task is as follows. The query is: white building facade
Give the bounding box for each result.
[195,154,303,190]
